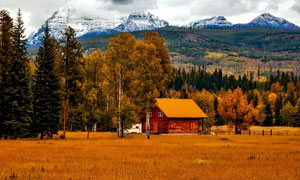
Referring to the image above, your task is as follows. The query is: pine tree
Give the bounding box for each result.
[274,95,283,126]
[0,10,33,138]
[60,26,84,137]
[263,101,273,126]
[214,97,224,126]
[33,22,61,139]
[0,10,14,138]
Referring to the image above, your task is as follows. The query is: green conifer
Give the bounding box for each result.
[33,22,61,139]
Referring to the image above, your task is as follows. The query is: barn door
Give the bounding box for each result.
[154,122,158,133]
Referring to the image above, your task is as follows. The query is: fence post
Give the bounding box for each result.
[270,129,272,136]
[262,130,264,136]
[249,129,251,136]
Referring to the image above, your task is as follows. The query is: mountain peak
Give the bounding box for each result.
[260,13,274,17]
[28,10,169,47]
[248,13,300,30]
[188,16,232,29]
[115,11,169,32]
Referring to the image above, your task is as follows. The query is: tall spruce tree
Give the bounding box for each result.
[274,95,283,126]
[0,10,32,138]
[60,26,84,138]
[33,22,61,139]
[0,10,15,138]
[263,101,273,126]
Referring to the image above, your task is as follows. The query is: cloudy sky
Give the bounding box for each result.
[2,0,300,36]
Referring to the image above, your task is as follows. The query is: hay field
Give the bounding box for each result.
[1,132,300,180]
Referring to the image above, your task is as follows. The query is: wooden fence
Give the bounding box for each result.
[241,129,300,136]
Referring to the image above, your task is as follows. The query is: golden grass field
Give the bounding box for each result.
[1,130,300,180]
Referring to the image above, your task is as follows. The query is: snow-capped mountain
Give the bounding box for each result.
[187,13,300,30]
[187,16,233,29]
[248,13,300,29]
[28,7,168,47]
[28,10,300,47]
[115,11,169,32]
[78,11,169,39]
[233,13,300,30]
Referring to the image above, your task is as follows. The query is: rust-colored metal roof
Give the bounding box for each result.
[156,98,207,118]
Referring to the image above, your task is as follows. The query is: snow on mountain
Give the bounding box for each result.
[28,10,300,47]
[187,16,233,29]
[247,13,300,30]
[27,7,169,47]
[233,13,300,30]
[115,11,169,32]
[28,5,124,46]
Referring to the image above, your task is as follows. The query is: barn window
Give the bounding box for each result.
[170,122,176,129]
[158,112,163,117]
[149,112,152,117]
[191,123,196,130]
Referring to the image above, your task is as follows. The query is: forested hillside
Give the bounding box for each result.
[78,27,300,76]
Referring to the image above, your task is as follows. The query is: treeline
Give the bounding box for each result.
[0,10,172,139]
[169,67,300,93]
[168,67,300,132]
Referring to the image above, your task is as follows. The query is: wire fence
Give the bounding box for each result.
[212,127,300,136]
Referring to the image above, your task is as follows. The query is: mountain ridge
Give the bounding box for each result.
[27,7,169,47]
[187,13,300,30]
[28,10,300,47]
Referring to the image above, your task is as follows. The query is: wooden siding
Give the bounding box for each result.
[168,119,199,133]
[142,107,199,134]
[142,107,168,133]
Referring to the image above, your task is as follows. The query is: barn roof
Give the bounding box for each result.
[155,98,207,118]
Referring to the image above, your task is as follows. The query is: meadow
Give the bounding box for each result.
[1,131,300,180]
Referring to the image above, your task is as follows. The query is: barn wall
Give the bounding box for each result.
[142,107,168,133]
[168,119,199,133]
[142,108,200,134]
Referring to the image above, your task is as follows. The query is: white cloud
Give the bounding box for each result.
[1,0,300,36]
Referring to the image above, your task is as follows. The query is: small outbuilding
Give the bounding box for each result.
[142,98,207,134]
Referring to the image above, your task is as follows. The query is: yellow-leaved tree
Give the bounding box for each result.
[218,88,258,134]
[129,41,163,138]
[189,89,215,133]
[144,31,172,97]
[81,50,108,138]
[104,32,137,138]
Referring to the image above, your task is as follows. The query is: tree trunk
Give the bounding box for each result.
[146,112,150,139]
[40,131,44,140]
[202,118,204,134]
[63,99,67,139]
[235,120,238,134]
[87,125,90,139]
[118,69,123,138]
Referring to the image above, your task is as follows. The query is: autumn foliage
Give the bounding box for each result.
[217,88,258,133]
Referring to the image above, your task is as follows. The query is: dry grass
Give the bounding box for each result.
[1,132,300,180]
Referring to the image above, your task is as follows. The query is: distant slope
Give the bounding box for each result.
[79,27,300,64]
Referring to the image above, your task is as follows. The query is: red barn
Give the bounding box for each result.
[142,98,207,134]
